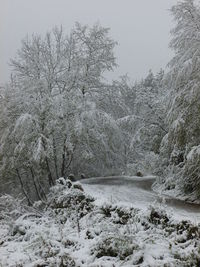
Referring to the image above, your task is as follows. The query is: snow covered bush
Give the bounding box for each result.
[47,179,95,223]
[1,181,200,267]
[0,194,37,223]
[148,203,170,226]
[100,204,138,225]
[95,234,138,260]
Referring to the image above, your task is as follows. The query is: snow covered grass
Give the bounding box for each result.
[0,178,200,266]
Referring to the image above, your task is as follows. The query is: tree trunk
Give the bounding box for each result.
[61,143,66,178]
[65,143,76,174]
[36,175,47,201]
[16,169,33,206]
[41,136,55,186]
[53,136,59,179]
[45,158,55,186]
[30,167,44,201]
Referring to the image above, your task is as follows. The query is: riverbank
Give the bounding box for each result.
[152,179,200,206]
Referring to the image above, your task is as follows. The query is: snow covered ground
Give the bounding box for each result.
[81,176,200,223]
[0,177,200,266]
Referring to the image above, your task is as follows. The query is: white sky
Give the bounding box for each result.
[0,0,178,83]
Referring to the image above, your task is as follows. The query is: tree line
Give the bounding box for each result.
[1,0,200,202]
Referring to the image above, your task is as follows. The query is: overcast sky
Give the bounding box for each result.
[0,0,178,83]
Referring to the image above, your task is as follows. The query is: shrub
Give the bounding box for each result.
[95,235,138,260]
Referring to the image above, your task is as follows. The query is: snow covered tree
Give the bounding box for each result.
[115,71,167,175]
[70,98,124,176]
[0,23,121,200]
[160,0,200,197]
